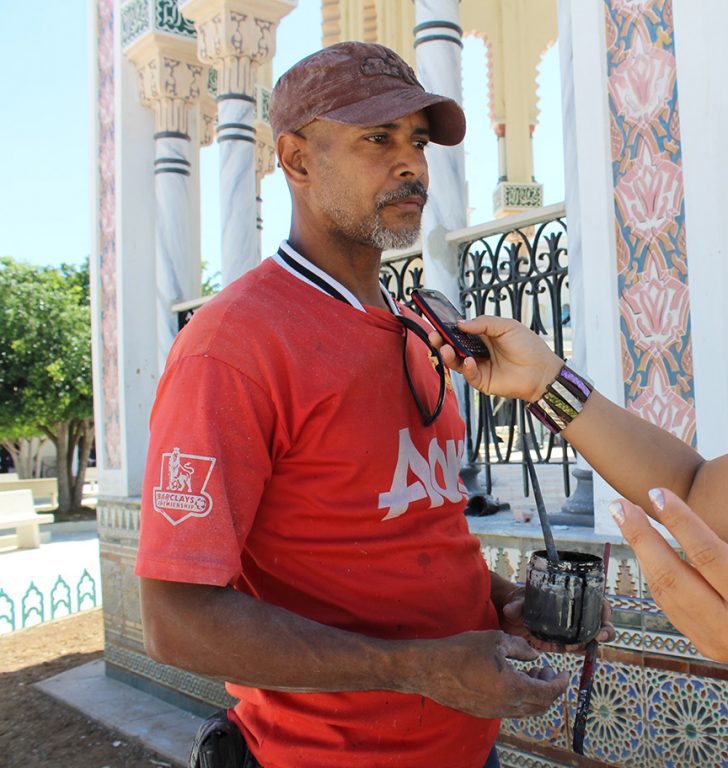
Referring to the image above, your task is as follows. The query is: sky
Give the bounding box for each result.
[0,0,563,275]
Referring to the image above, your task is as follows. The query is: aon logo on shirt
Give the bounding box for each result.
[378,428,467,521]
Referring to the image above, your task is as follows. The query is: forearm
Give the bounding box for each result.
[140,578,406,694]
[560,391,721,529]
[447,315,725,537]
[139,577,570,719]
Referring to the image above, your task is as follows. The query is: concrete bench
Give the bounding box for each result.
[0,489,55,548]
[0,478,58,511]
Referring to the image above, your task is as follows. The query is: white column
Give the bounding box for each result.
[557,0,622,535]
[673,0,728,460]
[154,127,197,370]
[125,37,205,373]
[414,0,468,304]
[217,92,258,285]
[179,0,297,286]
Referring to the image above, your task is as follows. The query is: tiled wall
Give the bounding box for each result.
[478,535,728,767]
[98,498,728,765]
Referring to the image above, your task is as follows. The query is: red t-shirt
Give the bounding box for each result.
[136,245,500,768]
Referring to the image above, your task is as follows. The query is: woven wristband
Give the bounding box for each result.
[527,364,593,434]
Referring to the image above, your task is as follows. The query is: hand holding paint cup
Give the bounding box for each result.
[522,550,606,645]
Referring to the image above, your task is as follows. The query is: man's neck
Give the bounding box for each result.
[287,226,389,311]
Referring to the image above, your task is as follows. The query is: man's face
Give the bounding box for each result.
[302,111,430,250]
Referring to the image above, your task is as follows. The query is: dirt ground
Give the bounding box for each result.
[0,609,176,767]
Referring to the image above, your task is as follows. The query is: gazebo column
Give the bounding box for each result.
[180,0,296,286]
[255,92,277,255]
[413,0,468,301]
[125,35,205,371]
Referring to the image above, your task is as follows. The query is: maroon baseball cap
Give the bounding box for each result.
[268,41,466,146]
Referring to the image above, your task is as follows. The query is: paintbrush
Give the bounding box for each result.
[572,541,611,755]
[521,432,559,564]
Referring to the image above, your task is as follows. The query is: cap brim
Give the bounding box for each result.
[319,88,466,146]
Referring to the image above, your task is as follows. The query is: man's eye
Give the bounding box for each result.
[366,134,387,144]
[414,139,429,150]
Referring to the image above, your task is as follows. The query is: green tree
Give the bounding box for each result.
[0,257,94,516]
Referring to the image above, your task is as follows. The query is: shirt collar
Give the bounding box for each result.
[273,240,400,315]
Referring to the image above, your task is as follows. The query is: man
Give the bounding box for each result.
[136,42,594,768]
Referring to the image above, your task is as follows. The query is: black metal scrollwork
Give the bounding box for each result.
[458,216,574,497]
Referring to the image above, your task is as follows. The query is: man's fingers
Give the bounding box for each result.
[501,632,540,661]
[513,668,569,714]
[596,599,615,643]
[502,595,525,619]
[647,488,728,594]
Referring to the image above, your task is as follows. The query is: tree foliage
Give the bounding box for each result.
[0,257,94,514]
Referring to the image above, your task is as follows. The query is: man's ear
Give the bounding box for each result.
[276,132,310,188]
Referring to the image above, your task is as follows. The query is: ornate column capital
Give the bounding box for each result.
[255,105,275,180]
[125,32,208,134]
[179,0,297,96]
[198,90,217,147]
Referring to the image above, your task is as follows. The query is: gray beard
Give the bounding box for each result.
[368,216,421,250]
[319,181,427,251]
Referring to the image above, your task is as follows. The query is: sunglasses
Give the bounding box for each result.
[398,316,446,426]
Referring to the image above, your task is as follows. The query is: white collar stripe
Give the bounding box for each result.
[273,240,400,316]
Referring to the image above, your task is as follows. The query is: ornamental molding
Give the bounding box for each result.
[125,33,208,133]
[256,83,270,124]
[493,181,544,213]
[121,0,196,50]
[255,115,275,178]
[180,0,296,95]
[198,93,217,146]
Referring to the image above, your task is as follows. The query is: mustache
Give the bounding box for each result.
[376,181,428,209]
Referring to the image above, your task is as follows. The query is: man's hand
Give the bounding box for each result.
[498,587,614,653]
[610,488,728,663]
[428,315,563,403]
[410,630,568,719]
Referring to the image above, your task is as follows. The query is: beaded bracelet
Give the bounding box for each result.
[527,363,593,434]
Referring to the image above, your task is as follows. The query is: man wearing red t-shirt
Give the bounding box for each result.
[136,42,587,768]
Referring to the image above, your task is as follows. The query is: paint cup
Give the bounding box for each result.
[522,550,605,644]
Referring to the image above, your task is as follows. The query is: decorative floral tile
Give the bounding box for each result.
[565,658,643,764]
[640,668,728,767]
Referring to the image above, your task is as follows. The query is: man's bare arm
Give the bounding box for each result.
[139,577,568,720]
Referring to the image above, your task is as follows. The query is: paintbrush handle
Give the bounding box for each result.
[521,432,559,563]
[572,542,612,754]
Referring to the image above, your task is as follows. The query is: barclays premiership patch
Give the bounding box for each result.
[153,447,216,525]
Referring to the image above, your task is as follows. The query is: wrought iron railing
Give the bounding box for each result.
[379,244,425,311]
[450,203,572,497]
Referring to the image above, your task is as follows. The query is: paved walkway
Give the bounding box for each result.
[37,660,201,767]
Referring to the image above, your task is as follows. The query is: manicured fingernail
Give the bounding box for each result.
[609,501,625,525]
[648,488,665,512]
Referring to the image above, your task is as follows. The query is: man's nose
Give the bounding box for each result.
[396,145,428,181]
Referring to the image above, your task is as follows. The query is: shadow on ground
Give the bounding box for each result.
[0,610,171,768]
